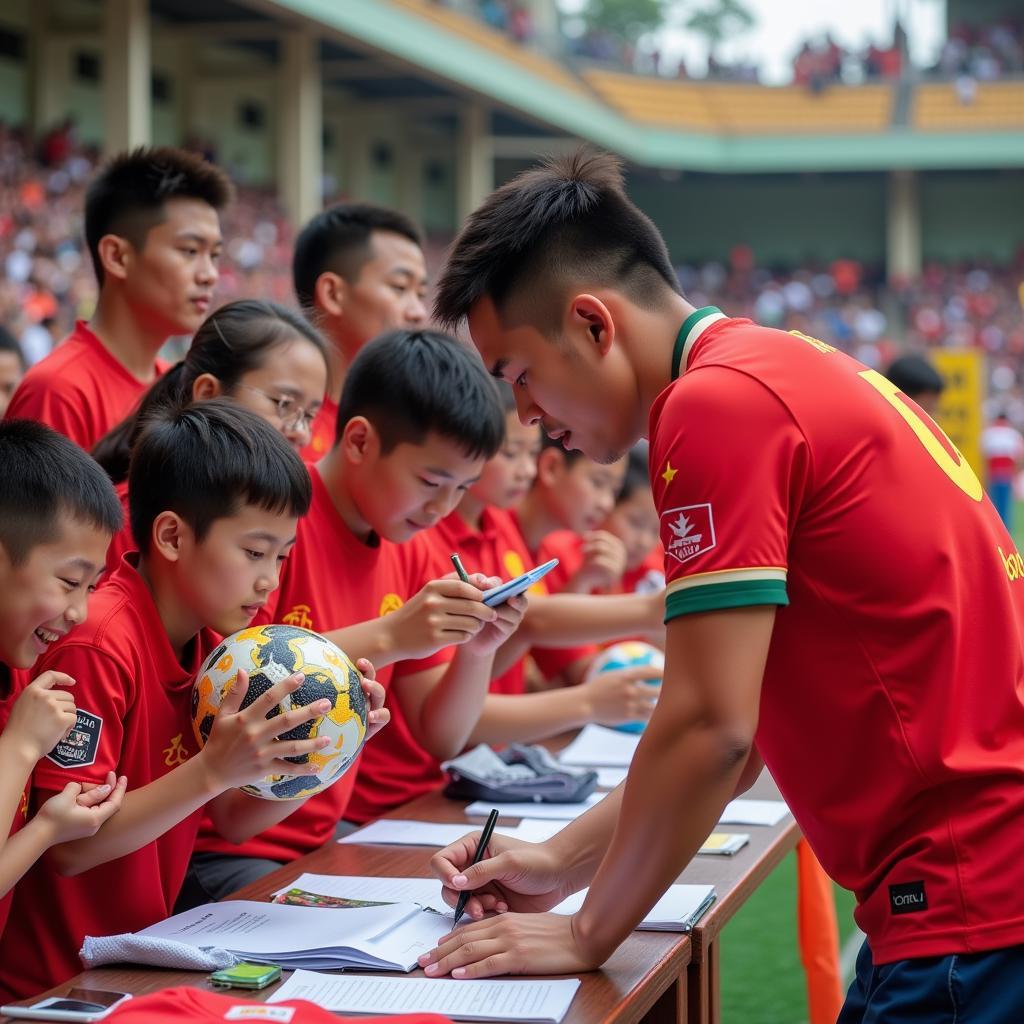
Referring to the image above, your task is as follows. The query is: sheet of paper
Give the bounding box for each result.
[272,874,450,915]
[558,724,640,767]
[339,818,564,847]
[465,793,605,820]
[596,767,628,788]
[719,799,789,826]
[269,970,581,1023]
[550,884,715,932]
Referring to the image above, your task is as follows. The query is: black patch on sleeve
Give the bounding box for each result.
[46,708,103,769]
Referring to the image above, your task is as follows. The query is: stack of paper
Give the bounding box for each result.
[558,725,640,767]
[465,794,606,820]
[699,832,750,856]
[550,884,715,932]
[269,972,581,1024]
[136,900,449,972]
[339,818,564,847]
[719,799,790,826]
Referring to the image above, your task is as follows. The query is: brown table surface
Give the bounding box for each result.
[1,759,797,1023]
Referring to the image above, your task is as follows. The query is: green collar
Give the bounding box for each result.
[671,306,724,380]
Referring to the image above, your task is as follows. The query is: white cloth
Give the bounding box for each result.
[80,932,240,970]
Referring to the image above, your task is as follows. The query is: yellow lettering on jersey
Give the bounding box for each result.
[859,369,984,501]
[662,461,678,484]
[282,604,314,630]
[789,330,837,354]
[379,593,403,617]
[163,733,190,767]
[999,546,1024,582]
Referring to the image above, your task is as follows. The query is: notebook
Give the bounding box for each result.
[699,832,750,856]
[465,793,606,820]
[550,884,715,932]
[136,900,450,972]
[269,971,581,1023]
[558,724,640,767]
[338,818,564,847]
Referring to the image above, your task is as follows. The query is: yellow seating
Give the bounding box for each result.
[385,0,586,96]
[584,70,893,133]
[913,81,1024,131]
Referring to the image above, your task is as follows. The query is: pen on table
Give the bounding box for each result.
[451,553,471,584]
[453,807,500,926]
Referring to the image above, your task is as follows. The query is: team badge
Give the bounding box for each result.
[662,504,716,564]
[46,708,102,769]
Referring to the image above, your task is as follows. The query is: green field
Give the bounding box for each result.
[719,500,1024,1023]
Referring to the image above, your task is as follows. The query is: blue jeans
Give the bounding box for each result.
[838,939,1024,1023]
[989,477,1014,530]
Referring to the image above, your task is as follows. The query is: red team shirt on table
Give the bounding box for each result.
[0,558,218,999]
[0,662,31,940]
[194,464,450,862]
[650,307,1024,964]
[345,506,540,823]
[4,322,167,451]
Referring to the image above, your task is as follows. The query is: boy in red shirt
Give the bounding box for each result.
[184,329,522,903]
[0,402,388,999]
[292,203,428,458]
[5,147,232,450]
[421,152,1024,1021]
[0,421,127,939]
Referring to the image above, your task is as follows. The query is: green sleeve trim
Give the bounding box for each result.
[665,579,789,621]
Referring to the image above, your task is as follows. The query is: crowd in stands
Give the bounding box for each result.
[432,0,535,45]
[933,18,1024,80]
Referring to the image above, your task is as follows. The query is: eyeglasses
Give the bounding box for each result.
[235,384,318,434]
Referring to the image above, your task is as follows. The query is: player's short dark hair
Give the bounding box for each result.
[85,146,233,285]
[0,420,122,566]
[94,300,327,483]
[884,354,945,399]
[617,441,650,503]
[129,399,311,555]
[435,148,679,334]
[0,325,26,370]
[292,202,423,310]
[337,330,503,460]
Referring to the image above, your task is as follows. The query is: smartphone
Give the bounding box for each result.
[209,962,282,990]
[481,558,559,607]
[2,988,131,1022]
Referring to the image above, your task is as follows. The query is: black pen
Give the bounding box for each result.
[451,553,471,584]
[453,807,500,925]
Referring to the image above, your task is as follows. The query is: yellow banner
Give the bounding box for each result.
[931,348,985,478]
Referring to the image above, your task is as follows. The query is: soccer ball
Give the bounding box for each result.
[587,641,664,734]
[192,624,367,800]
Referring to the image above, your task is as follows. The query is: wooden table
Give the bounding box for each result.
[1,773,796,1024]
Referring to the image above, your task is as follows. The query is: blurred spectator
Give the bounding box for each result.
[0,324,25,416]
[885,353,945,416]
[981,412,1024,529]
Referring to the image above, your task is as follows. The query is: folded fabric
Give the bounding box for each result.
[443,743,597,803]
[80,932,240,971]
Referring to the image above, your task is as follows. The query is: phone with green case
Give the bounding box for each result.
[208,962,282,990]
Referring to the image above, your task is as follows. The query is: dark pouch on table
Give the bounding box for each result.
[442,743,598,803]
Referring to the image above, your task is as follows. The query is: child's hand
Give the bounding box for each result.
[4,671,78,764]
[197,670,336,792]
[571,531,627,593]
[355,658,390,743]
[36,771,128,844]
[387,574,498,660]
[580,665,660,726]
[464,594,528,656]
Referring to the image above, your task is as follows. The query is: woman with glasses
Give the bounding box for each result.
[94,299,329,569]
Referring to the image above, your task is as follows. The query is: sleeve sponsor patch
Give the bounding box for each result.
[661,503,716,565]
[46,707,102,769]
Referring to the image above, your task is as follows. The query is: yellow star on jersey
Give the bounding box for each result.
[662,461,678,484]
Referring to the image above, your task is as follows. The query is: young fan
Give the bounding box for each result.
[0,402,388,999]
[0,421,127,940]
[292,203,428,457]
[5,147,232,449]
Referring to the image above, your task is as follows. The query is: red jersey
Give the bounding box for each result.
[300,395,338,462]
[650,307,1024,964]
[0,661,31,940]
[344,507,538,823]
[195,465,448,861]
[0,558,218,999]
[621,547,665,595]
[4,321,167,451]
